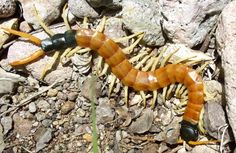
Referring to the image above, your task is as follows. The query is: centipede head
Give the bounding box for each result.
[180,120,198,142]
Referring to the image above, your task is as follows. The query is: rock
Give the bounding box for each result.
[42,119,52,127]
[19,21,33,33]
[18,0,66,29]
[104,17,128,46]
[77,108,86,117]
[0,0,16,18]
[34,127,52,152]
[121,0,165,46]
[68,0,99,18]
[35,112,46,121]
[83,133,92,142]
[57,92,67,100]
[87,0,122,8]
[67,91,78,101]
[0,116,12,135]
[141,143,159,153]
[28,102,37,113]
[162,0,230,47]
[37,100,50,111]
[47,89,58,97]
[7,25,73,84]
[0,124,5,153]
[0,18,18,49]
[0,67,25,94]
[191,145,219,153]
[204,80,223,104]
[203,102,234,142]
[215,0,236,141]
[128,108,154,134]
[13,113,32,137]
[61,101,75,115]
[96,98,115,124]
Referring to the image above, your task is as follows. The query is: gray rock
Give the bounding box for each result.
[68,0,99,18]
[67,92,78,101]
[0,0,16,18]
[161,0,230,47]
[87,0,122,8]
[96,98,115,124]
[1,116,12,135]
[42,119,52,127]
[37,100,50,111]
[191,145,219,153]
[35,112,46,121]
[0,67,25,94]
[204,80,223,104]
[216,0,236,141]
[128,108,154,134]
[121,0,165,46]
[35,127,52,152]
[104,17,128,46]
[0,124,5,153]
[28,102,37,113]
[19,0,66,29]
[203,102,233,142]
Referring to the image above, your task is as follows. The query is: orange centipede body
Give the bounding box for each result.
[2,28,205,142]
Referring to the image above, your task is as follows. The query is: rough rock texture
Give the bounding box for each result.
[121,0,165,46]
[216,0,236,141]
[0,0,16,18]
[68,0,99,18]
[18,0,66,29]
[87,0,122,8]
[161,0,230,47]
[7,25,73,84]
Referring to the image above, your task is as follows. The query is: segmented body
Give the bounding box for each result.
[5,28,205,142]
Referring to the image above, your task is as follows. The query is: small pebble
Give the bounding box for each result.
[77,108,86,117]
[57,92,67,100]
[35,112,46,121]
[19,21,33,33]
[1,116,12,135]
[83,133,92,142]
[68,92,78,101]
[37,100,50,111]
[42,119,52,127]
[47,89,58,97]
[61,101,75,115]
[28,102,37,113]
[0,0,16,18]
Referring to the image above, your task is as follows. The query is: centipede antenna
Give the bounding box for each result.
[10,49,45,66]
[177,139,220,145]
[1,27,42,45]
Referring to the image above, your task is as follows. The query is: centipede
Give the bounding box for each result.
[2,27,206,143]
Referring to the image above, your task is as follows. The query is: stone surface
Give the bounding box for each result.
[0,18,18,49]
[61,101,75,115]
[87,0,122,8]
[1,116,12,135]
[161,0,230,47]
[96,98,115,124]
[121,0,165,46]
[215,0,236,141]
[204,80,223,104]
[13,113,32,137]
[0,124,5,153]
[128,108,154,134]
[203,102,233,142]
[0,0,16,18]
[34,127,52,152]
[0,67,25,94]
[18,0,66,29]
[68,0,99,18]
[7,25,73,84]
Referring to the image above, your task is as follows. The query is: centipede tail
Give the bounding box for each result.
[10,49,45,66]
[75,29,205,142]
